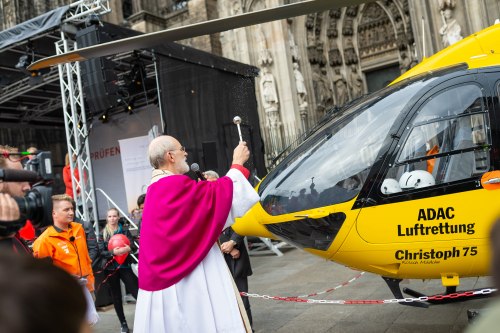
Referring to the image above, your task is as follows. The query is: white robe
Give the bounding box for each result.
[134,169,259,333]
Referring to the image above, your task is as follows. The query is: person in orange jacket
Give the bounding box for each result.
[33,193,98,325]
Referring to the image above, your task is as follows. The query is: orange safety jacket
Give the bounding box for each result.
[33,222,95,292]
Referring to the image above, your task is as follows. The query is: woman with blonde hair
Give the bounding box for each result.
[97,208,137,333]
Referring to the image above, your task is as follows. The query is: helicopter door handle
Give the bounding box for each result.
[484,178,500,184]
[294,211,330,219]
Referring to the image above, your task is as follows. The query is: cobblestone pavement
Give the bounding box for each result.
[93,247,493,332]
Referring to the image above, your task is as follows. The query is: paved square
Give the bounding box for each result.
[93,247,493,332]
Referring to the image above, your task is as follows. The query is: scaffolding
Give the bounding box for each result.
[57,0,111,235]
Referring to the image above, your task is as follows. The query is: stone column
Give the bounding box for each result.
[464,0,487,33]
[103,0,124,25]
[3,0,16,28]
[406,0,438,59]
[188,0,215,53]
[218,0,251,64]
[267,15,301,147]
[266,106,282,158]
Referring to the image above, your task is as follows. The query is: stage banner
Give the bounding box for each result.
[118,135,151,215]
[89,105,161,220]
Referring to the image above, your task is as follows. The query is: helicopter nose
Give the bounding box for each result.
[264,211,346,251]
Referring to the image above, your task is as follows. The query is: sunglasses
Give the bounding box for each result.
[1,151,36,162]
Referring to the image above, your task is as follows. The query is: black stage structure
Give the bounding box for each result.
[155,43,266,178]
[0,9,266,179]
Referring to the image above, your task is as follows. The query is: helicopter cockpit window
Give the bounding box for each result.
[382,84,490,194]
[259,77,435,216]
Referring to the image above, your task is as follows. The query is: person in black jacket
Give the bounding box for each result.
[71,199,99,263]
[97,208,138,333]
[205,170,254,327]
[219,227,253,326]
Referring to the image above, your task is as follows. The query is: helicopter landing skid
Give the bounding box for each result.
[382,277,428,308]
[402,286,493,305]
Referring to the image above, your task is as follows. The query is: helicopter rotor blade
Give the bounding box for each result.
[28,0,373,71]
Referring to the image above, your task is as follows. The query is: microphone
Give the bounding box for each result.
[69,236,75,242]
[0,169,39,182]
[190,163,206,181]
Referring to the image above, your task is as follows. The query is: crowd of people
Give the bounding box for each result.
[0,137,259,333]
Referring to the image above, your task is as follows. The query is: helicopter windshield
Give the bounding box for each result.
[259,76,437,216]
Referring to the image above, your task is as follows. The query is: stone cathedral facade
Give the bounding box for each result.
[2,0,499,165]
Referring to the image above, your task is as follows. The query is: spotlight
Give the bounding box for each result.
[16,42,49,86]
[85,14,101,27]
[126,59,146,94]
[15,55,31,73]
[126,101,135,114]
[28,71,44,86]
[99,112,109,123]
[16,42,34,75]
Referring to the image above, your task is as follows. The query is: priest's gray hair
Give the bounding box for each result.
[148,135,177,169]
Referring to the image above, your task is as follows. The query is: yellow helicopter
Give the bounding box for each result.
[28,0,500,306]
[233,21,500,305]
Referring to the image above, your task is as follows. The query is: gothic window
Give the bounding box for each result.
[358,2,398,59]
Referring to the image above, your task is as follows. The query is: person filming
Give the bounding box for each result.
[0,145,32,254]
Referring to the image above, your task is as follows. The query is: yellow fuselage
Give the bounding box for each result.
[234,23,500,287]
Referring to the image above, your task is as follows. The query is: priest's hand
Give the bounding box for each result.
[232,141,250,165]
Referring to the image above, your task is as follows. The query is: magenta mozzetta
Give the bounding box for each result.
[138,174,233,291]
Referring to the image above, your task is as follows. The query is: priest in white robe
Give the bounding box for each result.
[134,135,259,333]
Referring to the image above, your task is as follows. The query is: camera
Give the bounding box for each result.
[0,151,53,235]
[20,151,53,229]
[25,151,53,182]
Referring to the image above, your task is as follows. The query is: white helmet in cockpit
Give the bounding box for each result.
[381,178,402,194]
[399,170,436,190]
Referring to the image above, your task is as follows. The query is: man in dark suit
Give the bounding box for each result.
[219,227,253,326]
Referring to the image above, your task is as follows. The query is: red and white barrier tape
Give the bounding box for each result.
[292,271,365,298]
[241,269,496,305]
[242,288,497,304]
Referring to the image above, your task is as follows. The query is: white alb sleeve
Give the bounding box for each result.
[223,168,260,229]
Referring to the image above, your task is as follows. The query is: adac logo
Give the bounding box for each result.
[397,206,475,237]
[417,207,455,221]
